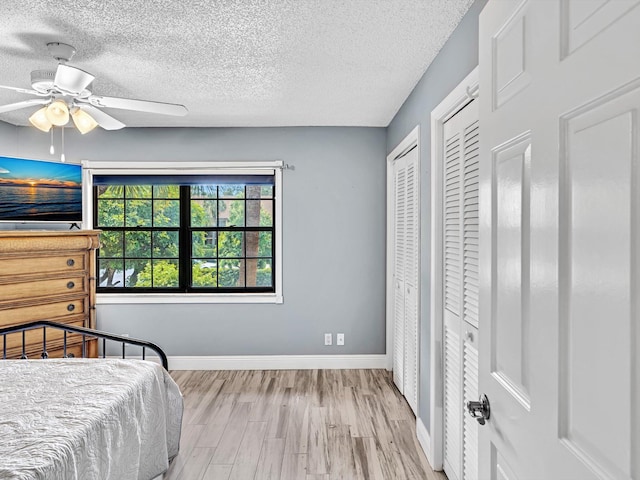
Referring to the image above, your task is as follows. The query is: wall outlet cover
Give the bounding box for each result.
[337,333,345,345]
[324,333,332,345]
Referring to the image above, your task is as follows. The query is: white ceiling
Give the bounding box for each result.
[0,0,474,128]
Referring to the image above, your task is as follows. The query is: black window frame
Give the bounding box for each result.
[93,178,276,294]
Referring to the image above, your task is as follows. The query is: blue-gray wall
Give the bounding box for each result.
[5,126,387,356]
[386,0,487,428]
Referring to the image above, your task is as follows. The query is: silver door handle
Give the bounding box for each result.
[466,394,490,425]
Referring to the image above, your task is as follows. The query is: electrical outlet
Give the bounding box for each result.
[324,333,332,346]
[337,333,345,346]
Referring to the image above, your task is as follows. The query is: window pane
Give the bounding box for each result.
[260,185,274,198]
[258,259,272,287]
[153,185,179,198]
[246,258,272,287]
[246,200,272,227]
[147,260,179,287]
[100,231,123,257]
[97,185,123,198]
[192,259,217,287]
[125,231,151,258]
[221,199,244,227]
[125,259,150,287]
[191,199,217,227]
[98,259,124,287]
[259,232,272,257]
[192,231,217,258]
[191,185,218,199]
[153,231,179,258]
[126,185,152,198]
[153,199,180,227]
[97,199,124,227]
[219,259,244,287]
[218,231,244,257]
[244,231,272,257]
[246,185,263,199]
[220,184,244,198]
[125,200,152,227]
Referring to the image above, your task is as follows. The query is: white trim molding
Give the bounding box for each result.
[386,125,420,372]
[166,354,387,371]
[97,293,283,304]
[416,417,434,469]
[429,66,479,471]
[83,160,283,304]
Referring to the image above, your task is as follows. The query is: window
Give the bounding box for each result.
[93,173,276,295]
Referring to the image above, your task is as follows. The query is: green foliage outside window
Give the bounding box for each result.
[95,182,274,291]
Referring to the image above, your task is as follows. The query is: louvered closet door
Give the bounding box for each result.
[403,148,419,414]
[393,160,407,394]
[391,147,420,415]
[443,99,479,480]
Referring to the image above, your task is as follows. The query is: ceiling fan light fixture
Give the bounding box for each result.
[45,99,69,126]
[29,106,52,132]
[71,108,98,134]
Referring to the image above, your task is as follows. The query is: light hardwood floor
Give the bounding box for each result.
[166,369,448,480]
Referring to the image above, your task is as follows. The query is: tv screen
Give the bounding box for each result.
[0,156,82,222]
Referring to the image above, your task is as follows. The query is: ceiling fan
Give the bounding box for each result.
[0,42,188,133]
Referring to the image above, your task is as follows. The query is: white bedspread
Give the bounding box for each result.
[0,359,183,480]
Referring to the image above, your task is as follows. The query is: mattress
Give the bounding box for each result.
[0,359,183,480]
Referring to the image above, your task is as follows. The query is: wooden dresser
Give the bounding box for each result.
[0,230,100,359]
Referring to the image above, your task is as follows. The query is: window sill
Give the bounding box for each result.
[96,293,283,305]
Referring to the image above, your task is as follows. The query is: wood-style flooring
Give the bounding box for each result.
[165,369,447,480]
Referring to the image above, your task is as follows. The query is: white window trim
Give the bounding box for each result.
[82,160,283,305]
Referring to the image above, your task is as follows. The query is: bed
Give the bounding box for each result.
[0,321,183,480]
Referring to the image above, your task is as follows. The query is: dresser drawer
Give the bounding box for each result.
[0,276,87,301]
[0,298,87,324]
[0,253,86,278]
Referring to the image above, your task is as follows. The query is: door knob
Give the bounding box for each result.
[466,394,490,425]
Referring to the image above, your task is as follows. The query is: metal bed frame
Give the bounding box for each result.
[0,320,168,370]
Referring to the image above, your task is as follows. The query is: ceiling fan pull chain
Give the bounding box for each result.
[50,127,55,155]
[60,127,66,163]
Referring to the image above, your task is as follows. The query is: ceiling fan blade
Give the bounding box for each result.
[54,64,95,95]
[0,98,49,114]
[87,95,188,116]
[78,104,125,130]
[0,84,46,96]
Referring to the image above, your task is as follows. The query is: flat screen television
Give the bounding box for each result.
[0,156,82,222]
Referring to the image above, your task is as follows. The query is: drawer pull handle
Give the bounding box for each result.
[67,281,75,289]
[67,259,75,267]
[67,304,75,312]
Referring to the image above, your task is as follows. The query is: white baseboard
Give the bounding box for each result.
[167,354,387,371]
[416,417,435,470]
[105,354,387,371]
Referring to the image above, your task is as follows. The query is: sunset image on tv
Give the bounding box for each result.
[0,156,82,221]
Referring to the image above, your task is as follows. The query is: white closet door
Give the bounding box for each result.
[461,113,480,480]
[392,159,407,394]
[391,146,420,415]
[403,148,419,414]
[442,99,479,480]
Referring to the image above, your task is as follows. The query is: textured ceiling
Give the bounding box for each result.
[0,0,474,128]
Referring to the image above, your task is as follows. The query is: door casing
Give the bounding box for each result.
[386,126,421,413]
